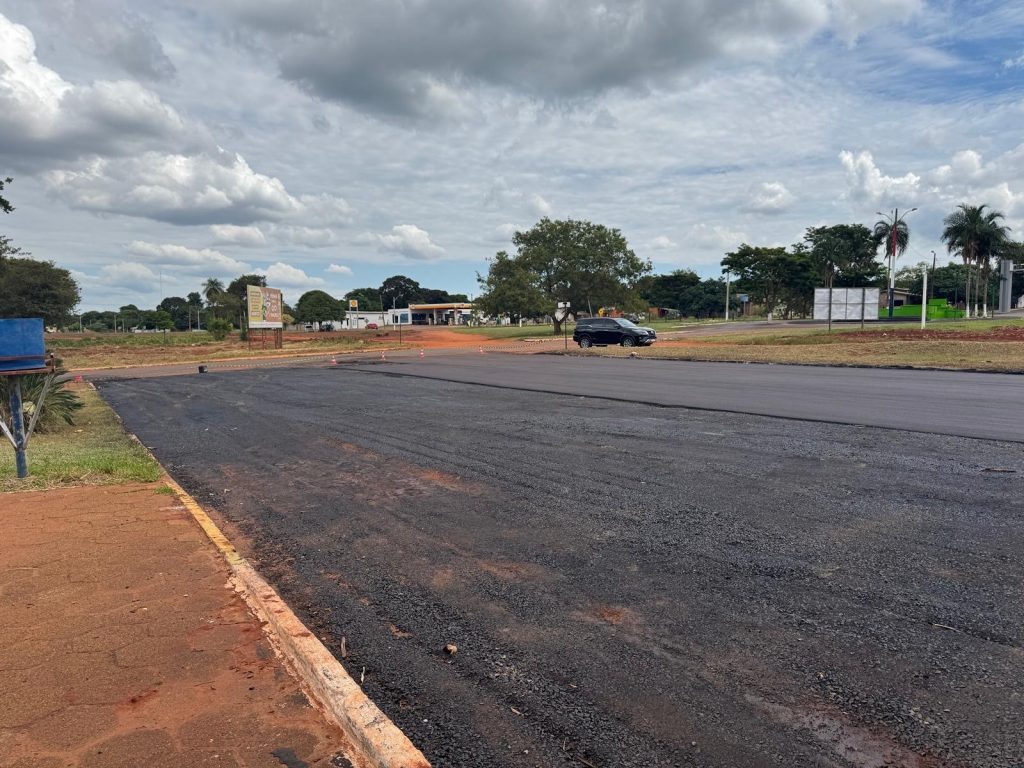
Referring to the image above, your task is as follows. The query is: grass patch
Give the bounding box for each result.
[47,331,392,369]
[0,385,162,492]
[575,339,1024,372]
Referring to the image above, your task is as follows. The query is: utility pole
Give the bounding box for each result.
[930,250,937,301]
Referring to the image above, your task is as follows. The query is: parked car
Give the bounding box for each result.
[573,317,657,348]
[303,323,314,331]
[319,323,334,332]
[366,322,379,330]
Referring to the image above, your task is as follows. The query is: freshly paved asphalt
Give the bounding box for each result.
[99,364,1024,768]
[349,354,1024,443]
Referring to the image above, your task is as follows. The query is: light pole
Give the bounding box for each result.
[930,250,937,301]
[876,207,917,319]
[724,271,731,321]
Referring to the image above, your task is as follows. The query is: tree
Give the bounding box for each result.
[722,245,815,318]
[476,251,546,322]
[344,288,382,312]
[941,204,1010,317]
[0,176,13,215]
[480,218,650,333]
[639,271,735,318]
[158,296,190,331]
[803,224,882,289]
[295,290,342,323]
[202,277,225,319]
[0,257,80,326]
[379,275,424,309]
[226,274,267,302]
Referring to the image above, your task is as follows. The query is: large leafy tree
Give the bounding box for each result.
[722,245,815,318]
[344,288,383,311]
[639,271,734,319]
[157,296,191,331]
[476,251,546,322]
[226,274,267,302]
[479,218,650,333]
[0,257,81,326]
[804,224,882,288]
[941,204,1010,316]
[295,290,342,323]
[379,275,424,308]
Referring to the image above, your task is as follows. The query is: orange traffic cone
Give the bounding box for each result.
[479,346,485,355]
[331,355,337,365]
[380,350,386,360]
[419,349,424,358]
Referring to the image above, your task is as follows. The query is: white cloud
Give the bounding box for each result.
[210,224,266,246]
[98,261,159,292]
[126,241,252,273]
[326,263,353,276]
[268,224,337,247]
[44,149,351,226]
[687,223,747,251]
[489,223,521,243]
[259,261,326,292]
[648,235,677,251]
[1002,52,1024,69]
[360,224,445,260]
[217,0,918,119]
[485,178,552,219]
[744,181,795,214]
[839,149,921,204]
[829,0,923,44]
[0,14,194,167]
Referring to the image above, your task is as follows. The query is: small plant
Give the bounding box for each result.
[207,318,233,340]
[0,364,83,432]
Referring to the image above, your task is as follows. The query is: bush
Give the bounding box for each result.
[0,365,83,432]
[207,318,232,340]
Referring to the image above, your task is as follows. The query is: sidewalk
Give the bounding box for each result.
[0,483,354,768]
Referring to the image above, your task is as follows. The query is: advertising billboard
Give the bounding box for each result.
[247,285,283,329]
[813,287,880,321]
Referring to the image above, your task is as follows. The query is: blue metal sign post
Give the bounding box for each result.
[9,379,27,478]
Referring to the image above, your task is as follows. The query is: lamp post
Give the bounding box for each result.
[930,250,937,301]
[876,207,917,319]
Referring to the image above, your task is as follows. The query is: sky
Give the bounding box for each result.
[0,0,1022,312]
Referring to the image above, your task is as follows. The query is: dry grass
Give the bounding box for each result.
[47,330,395,369]
[0,385,161,492]
[575,320,1024,372]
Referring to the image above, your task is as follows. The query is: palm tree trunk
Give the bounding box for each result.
[964,260,972,318]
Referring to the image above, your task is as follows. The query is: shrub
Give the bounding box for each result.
[207,318,232,340]
[0,365,83,432]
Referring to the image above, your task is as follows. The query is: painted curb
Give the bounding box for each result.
[162,475,431,768]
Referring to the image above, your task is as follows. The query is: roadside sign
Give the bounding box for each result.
[557,301,570,309]
[246,286,283,329]
[349,299,358,310]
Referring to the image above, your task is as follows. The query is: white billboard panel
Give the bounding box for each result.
[813,287,879,322]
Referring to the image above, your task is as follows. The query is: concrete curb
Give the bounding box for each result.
[162,475,431,768]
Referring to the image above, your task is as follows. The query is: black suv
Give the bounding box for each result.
[573,317,657,348]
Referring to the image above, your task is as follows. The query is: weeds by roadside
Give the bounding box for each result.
[0,384,161,491]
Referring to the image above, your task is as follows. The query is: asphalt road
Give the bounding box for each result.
[100,365,1024,768]
[350,354,1024,443]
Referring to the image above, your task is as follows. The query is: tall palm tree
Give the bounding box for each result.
[940,204,1010,317]
[202,277,225,320]
[873,216,910,317]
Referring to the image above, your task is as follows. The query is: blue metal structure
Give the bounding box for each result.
[0,318,49,478]
[0,318,47,373]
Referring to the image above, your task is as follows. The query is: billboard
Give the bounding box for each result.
[247,285,283,329]
[813,287,879,321]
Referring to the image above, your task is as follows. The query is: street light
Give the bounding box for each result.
[876,207,918,319]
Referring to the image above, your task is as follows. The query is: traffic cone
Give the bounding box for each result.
[380,350,386,360]
[331,355,337,365]
[74,375,84,383]
[479,346,485,355]
[419,348,424,358]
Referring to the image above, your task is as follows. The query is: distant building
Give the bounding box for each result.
[407,303,476,325]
